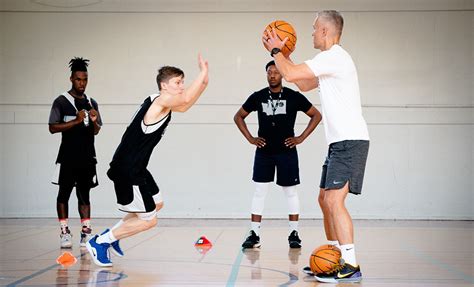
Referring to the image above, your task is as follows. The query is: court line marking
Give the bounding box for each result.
[5,251,127,287]
[225,232,247,286]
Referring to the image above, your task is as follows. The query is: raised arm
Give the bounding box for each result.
[172,54,209,112]
[263,28,319,92]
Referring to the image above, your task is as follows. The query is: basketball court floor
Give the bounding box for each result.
[0,218,472,286]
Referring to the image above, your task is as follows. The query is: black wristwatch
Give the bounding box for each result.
[270,47,281,57]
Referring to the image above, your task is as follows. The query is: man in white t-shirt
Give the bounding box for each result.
[263,10,369,283]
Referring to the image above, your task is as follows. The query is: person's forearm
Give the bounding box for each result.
[49,119,80,134]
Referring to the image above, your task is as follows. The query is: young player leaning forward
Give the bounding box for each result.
[86,54,209,267]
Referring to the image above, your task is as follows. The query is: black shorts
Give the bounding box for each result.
[55,163,98,189]
[320,140,369,195]
[110,169,160,213]
[253,149,300,186]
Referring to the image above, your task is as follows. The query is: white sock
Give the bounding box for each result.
[59,219,68,234]
[111,219,124,231]
[340,243,357,266]
[251,221,261,236]
[328,240,340,248]
[81,218,91,229]
[289,220,298,233]
[96,230,117,244]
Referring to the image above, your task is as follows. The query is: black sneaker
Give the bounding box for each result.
[315,263,362,283]
[302,266,314,276]
[288,230,301,248]
[241,230,261,249]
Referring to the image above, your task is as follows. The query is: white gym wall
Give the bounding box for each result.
[0,0,472,219]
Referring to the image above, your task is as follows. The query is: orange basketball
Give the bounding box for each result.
[309,245,342,274]
[263,20,297,57]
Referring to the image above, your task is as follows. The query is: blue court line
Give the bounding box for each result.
[225,233,247,287]
[5,251,127,287]
[6,262,59,287]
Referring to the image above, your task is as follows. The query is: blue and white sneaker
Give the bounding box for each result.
[101,229,124,257]
[86,234,112,267]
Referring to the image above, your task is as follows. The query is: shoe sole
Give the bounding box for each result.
[315,275,363,283]
[242,243,261,249]
[337,277,363,283]
[337,272,363,283]
[85,241,113,267]
[314,275,337,283]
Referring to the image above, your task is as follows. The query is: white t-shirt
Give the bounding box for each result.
[305,44,369,145]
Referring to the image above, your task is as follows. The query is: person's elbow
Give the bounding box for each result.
[295,81,313,92]
[233,113,239,124]
[284,72,298,83]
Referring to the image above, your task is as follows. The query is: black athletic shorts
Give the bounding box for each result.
[320,140,369,195]
[56,163,98,189]
[108,169,160,213]
[253,149,300,186]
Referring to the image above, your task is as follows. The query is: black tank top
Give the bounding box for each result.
[108,94,171,184]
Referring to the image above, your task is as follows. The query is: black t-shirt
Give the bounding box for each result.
[48,93,102,166]
[242,87,313,154]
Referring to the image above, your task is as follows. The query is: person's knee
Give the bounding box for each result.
[144,217,157,230]
[57,186,73,204]
[138,216,157,232]
[318,192,325,208]
[323,190,346,212]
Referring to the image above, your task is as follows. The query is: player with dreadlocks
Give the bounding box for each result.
[48,57,102,248]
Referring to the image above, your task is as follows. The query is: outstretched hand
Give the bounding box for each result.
[262,27,288,52]
[198,53,209,85]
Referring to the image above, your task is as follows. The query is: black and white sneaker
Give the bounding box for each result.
[241,230,261,249]
[288,230,302,248]
[302,266,314,276]
[315,263,362,283]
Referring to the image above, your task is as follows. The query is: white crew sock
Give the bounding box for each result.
[96,230,117,244]
[340,243,357,266]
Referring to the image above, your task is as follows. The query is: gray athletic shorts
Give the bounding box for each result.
[320,140,369,195]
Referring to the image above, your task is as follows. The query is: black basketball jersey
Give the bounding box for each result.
[48,93,101,166]
[108,94,171,184]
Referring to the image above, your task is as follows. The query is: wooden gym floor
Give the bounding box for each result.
[0,219,472,286]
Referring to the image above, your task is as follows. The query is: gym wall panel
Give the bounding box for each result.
[1,0,473,219]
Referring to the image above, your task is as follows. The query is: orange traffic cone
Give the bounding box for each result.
[56,251,77,267]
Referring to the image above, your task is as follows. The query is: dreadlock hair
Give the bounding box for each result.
[69,57,89,75]
[156,66,184,91]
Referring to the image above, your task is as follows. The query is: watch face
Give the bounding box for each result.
[271,48,281,56]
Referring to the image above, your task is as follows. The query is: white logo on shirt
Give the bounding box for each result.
[262,100,287,116]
